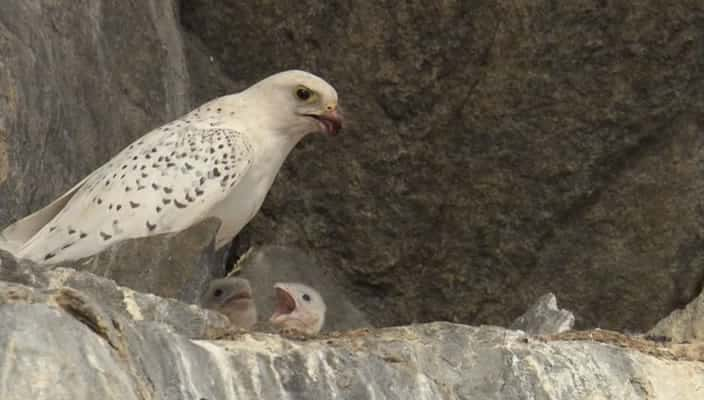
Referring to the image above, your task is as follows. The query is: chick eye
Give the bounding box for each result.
[213,289,223,297]
[296,87,312,101]
[302,293,311,302]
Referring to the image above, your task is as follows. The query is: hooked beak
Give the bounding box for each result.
[307,108,343,135]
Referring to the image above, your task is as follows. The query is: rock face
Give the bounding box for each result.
[649,287,704,342]
[511,292,575,335]
[0,251,230,339]
[180,0,704,331]
[0,0,193,226]
[2,0,704,334]
[54,218,225,304]
[2,279,704,400]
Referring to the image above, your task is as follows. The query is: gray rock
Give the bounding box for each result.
[649,287,704,342]
[0,251,230,339]
[53,218,225,304]
[182,0,704,332]
[3,0,704,335]
[0,0,192,228]
[1,282,703,400]
[511,293,575,335]
[232,245,373,332]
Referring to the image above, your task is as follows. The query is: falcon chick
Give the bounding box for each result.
[202,277,257,330]
[270,282,327,335]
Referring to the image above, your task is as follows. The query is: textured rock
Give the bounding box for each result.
[649,287,704,342]
[0,251,230,339]
[2,281,704,400]
[181,0,704,331]
[511,292,575,335]
[0,0,192,226]
[53,218,225,304]
[232,245,372,332]
[3,0,704,334]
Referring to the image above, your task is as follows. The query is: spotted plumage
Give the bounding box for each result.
[0,70,342,264]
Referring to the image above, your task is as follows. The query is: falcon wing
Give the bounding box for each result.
[15,122,252,264]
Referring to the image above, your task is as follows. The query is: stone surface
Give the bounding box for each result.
[0,0,192,225]
[511,292,575,335]
[2,0,704,333]
[2,281,704,400]
[649,287,704,342]
[180,0,704,332]
[0,251,230,339]
[232,245,373,332]
[53,218,225,304]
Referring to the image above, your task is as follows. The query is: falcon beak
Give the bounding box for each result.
[308,107,343,135]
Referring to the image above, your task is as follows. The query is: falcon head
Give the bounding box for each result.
[244,70,343,136]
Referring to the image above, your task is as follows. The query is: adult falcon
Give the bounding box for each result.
[0,70,342,264]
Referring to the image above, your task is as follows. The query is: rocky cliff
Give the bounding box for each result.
[2,226,704,400]
[1,1,704,398]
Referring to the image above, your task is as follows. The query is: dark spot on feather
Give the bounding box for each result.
[185,163,193,170]
[79,232,87,239]
[162,198,172,205]
[146,221,156,231]
[152,183,160,190]
[100,232,112,240]
[186,193,195,202]
[129,201,140,208]
[156,206,162,213]
[116,205,122,211]
[61,243,73,250]
[125,187,131,192]
[213,168,221,177]
[49,226,57,232]
[195,188,204,196]
[174,200,187,208]
[44,253,55,260]
[68,228,76,234]
[163,187,173,194]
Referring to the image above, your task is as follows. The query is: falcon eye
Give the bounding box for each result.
[213,289,223,297]
[296,87,312,101]
[302,293,311,302]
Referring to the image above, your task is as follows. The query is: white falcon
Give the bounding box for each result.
[0,70,342,264]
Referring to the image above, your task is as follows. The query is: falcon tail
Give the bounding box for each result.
[0,176,88,257]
